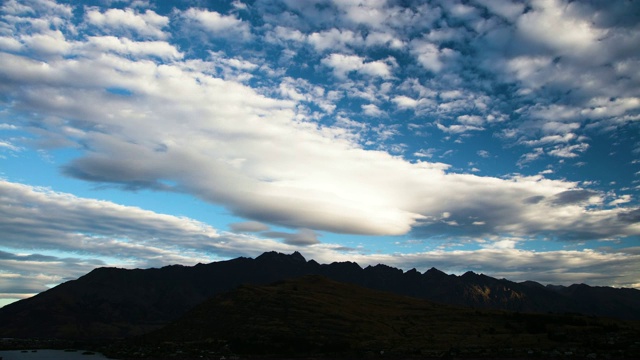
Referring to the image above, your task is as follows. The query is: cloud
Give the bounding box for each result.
[0,36,23,51]
[551,189,601,206]
[229,221,270,233]
[0,180,221,259]
[321,53,394,79]
[473,0,525,22]
[0,140,22,152]
[20,30,71,56]
[362,104,384,117]
[262,228,321,246]
[392,95,418,109]
[308,28,363,52]
[181,8,251,40]
[609,194,632,207]
[548,143,589,158]
[517,148,544,167]
[2,1,640,250]
[85,7,169,39]
[410,40,458,73]
[0,250,106,299]
[477,150,490,158]
[0,179,638,305]
[2,20,639,242]
[0,180,299,300]
[457,115,484,126]
[516,0,604,55]
[345,247,640,289]
[81,36,183,60]
[436,122,484,134]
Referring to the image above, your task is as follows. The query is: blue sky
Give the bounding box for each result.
[1,0,639,307]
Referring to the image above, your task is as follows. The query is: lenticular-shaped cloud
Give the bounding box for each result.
[1,20,639,241]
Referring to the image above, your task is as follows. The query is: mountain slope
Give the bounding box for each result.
[1,251,639,339]
[127,276,640,358]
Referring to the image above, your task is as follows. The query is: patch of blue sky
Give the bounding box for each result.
[105,87,134,96]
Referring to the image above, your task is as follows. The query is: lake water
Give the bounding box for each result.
[0,350,112,360]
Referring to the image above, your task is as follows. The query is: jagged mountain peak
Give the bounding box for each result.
[424,267,447,276]
[364,263,403,273]
[256,250,306,263]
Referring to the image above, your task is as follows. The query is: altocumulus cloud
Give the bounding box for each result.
[0,0,639,240]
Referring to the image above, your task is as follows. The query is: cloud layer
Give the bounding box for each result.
[0,0,638,241]
[1,180,638,303]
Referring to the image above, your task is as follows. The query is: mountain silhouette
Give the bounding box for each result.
[1,251,639,339]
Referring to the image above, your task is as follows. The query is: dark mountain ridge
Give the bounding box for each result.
[1,251,639,339]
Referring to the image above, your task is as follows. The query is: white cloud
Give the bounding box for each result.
[0,36,23,51]
[362,104,384,117]
[392,95,418,109]
[477,150,490,158]
[364,31,404,49]
[548,143,589,158]
[81,36,183,60]
[308,28,363,52]
[516,0,605,55]
[321,53,393,79]
[231,1,248,11]
[436,123,484,134]
[410,40,458,73]
[5,36,634,239]
[517,148,545,167]
[85,7,169,39]
[0,140,22,152]
[181,8,251,40]
[457,115,484,126]
[269,26,306,43]
[2,0,72,18]
[609,194,632,207]
[21,30,71,56]
[414,148,435,158]
[1,0,35,15]
[521,133,577,146]
[333,0,388,27]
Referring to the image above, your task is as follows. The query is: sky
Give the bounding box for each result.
[1,0,639,307]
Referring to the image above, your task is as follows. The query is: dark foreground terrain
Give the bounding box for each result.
[105,277,640,358]
[2,252,639,341]
[3,275,639,359]
[1,252,639,358]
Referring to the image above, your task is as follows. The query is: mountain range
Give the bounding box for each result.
[1,251,639,340]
